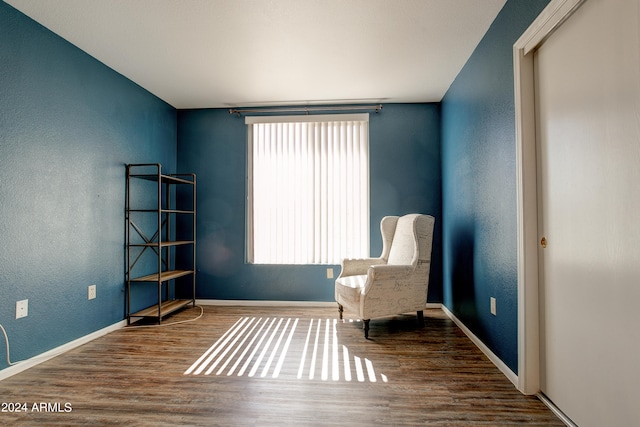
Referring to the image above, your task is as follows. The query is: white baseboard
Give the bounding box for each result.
[196,299,337,307]
[197,299,444,310]
[441,305,519,387]
[0,320,127,382]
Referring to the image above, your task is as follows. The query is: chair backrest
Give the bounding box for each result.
[386,214,435,266]
[378,216,398,261]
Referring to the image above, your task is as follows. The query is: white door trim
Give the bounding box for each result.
[513,0,585,395]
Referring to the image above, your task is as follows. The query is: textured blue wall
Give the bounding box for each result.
[441,0,549,372]
[177,104,442,302]
[0,2,176,370]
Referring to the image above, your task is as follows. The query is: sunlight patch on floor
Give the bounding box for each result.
[184,317,388,383]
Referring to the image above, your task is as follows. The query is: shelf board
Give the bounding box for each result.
[130,299,193,319]
[161,209,195,214]
[130,269,194,282]
[130,240,194,248]
[129,173,195,185]
[126,209,194,214]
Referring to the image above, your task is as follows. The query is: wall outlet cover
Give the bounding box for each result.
[88,285,96,300]
[16,299,28,319]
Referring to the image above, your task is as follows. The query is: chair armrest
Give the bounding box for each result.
[363,264,415,295]
[368,264,414,281]
[338,258,386,277]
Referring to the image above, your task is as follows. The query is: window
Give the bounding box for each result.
[247,114,370,265]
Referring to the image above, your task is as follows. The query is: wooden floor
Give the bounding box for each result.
[0,306,563,426]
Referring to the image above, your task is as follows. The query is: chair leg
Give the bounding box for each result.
[363,319,370,339]
[338,304,343,320]
[417,310,424,327]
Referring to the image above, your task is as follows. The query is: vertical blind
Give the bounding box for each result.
[247,114,370,264]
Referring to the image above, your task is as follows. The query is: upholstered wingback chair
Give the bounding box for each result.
[334,214,435,338]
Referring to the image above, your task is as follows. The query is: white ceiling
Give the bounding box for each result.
[5,0,507,109]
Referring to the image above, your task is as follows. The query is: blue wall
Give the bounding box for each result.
[177,104,442,302]
[0,2,176,370]
[441,0,549,373]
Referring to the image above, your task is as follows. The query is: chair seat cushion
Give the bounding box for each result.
[335,274,367,311]
[336,274,367,289]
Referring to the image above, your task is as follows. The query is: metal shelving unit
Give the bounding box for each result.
[125,163,196,324]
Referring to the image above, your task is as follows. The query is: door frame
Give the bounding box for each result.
[513,0,585,395]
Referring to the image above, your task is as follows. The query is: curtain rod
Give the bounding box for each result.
[229,104,383,117]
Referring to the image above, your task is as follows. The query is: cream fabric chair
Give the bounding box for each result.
[335,214,435,338]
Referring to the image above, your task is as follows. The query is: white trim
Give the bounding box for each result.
[514,35,541,395]
[196,299,337,307]
[198,299,443,310]
[245,113,369,125]
[441,305,518,387]
[513,0,585,395]
[0,320,127,382]
[245,124,254,263]
[519,0,585,55]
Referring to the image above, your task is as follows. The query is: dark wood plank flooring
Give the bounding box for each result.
[0,306,563,426]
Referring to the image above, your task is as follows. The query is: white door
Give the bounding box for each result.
[535,0,640,426]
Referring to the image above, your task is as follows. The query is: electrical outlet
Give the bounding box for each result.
[16,299,28,319]
[490,297,497,316]
[326,268,334,279]
[88,285,96,300]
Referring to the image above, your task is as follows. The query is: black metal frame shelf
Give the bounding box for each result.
[125,163,197,324]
